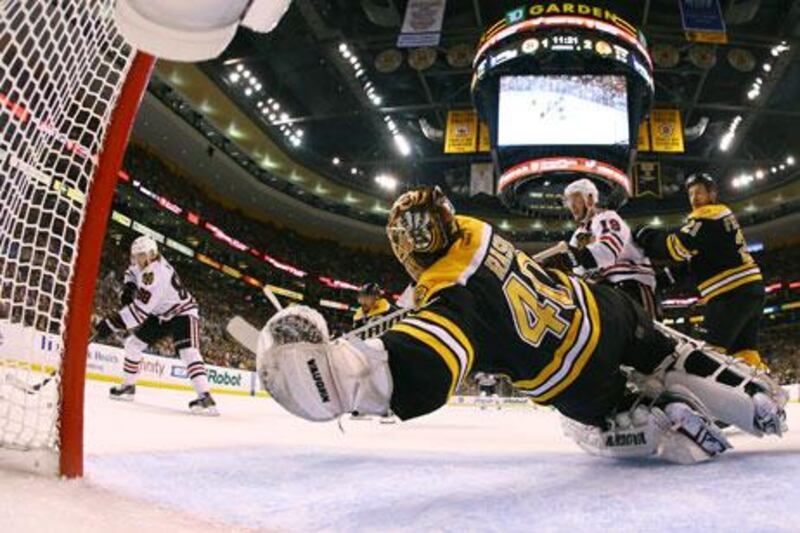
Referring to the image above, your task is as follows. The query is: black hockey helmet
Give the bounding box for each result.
[358,282,381,297]
[685,172,717,191]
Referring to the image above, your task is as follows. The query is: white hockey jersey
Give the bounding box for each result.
[118,256,198,329]
[569,209,656,289]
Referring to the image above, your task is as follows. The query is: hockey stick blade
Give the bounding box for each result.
[5,371,57,395]
[226,316,260,354]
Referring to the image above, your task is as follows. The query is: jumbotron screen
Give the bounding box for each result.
[497,74,629,147]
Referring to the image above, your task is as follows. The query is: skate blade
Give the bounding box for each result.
[109,394,134,402]
[191,406,220,417]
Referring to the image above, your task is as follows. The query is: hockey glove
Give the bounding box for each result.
[120,281,137,306]
[633,225,656,247]
[92,319,114,341]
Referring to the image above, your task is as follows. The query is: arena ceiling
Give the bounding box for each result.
[149,0,800,236]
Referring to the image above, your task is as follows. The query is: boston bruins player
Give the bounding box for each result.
[256,187,786,464]
[635,173,766,369]
[352,283,392,329]
[550,179,658,318]
[93,236,218,415]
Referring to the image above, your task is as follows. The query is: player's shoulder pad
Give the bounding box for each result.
[415,215,493,305]
[594,208,625,223]
[689,204,731,220]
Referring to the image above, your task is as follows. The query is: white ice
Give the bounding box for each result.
[2,381,800,532]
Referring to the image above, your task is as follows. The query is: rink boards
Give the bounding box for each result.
[2,321,799,402]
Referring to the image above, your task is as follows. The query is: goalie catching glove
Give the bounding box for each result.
[257,306,393,421]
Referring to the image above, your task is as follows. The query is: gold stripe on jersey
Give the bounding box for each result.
[513,278,601,403]
[512,308,583,391]
[703,272,763,301]
[391,323,463,397]
[414,310,475,371]
[415,216,491,305]
[534,279,601,402]
[666,234,694,262]
[689,204,732,220]
[697,262,759,292]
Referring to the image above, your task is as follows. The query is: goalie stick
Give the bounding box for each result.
[226,305,416,354]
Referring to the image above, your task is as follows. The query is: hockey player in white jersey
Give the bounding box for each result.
[93,236,218,415]
[550,179,659,318]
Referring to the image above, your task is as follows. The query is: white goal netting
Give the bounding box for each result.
[0,0,137,472]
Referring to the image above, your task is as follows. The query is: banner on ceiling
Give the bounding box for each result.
[444,109,478,154]
[478,121,491,152]
[649,109,685,153]
[637,120,651,152]
[634,161,662,198]
[397,0,447,48]
[679,0,728,43]
[470,162,495,196]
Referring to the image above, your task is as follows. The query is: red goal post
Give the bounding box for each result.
[0,1,154,477]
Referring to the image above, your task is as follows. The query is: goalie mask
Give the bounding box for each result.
[386,186,459,280]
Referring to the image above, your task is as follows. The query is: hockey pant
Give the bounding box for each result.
[122,315,210,395]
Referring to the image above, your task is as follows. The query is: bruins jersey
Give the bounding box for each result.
[638,204,762,302]
[352,297,392,329]
[381,215,618,421]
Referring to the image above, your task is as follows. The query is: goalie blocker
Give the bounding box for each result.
[256,188,787,464]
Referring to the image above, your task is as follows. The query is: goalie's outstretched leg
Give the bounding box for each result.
[634,323,788,437]
[562,392,731,464]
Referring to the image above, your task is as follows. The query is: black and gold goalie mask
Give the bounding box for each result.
[386,187,459,280]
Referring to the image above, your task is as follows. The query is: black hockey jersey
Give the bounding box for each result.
[381,215,611,420]
[637,204,762,302]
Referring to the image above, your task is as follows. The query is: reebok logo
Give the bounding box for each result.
[307,359,330,403]
[606,432,647,447]
[207,368,242,387]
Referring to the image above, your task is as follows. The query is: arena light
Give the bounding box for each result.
[771,42,790,56]
[393,134,412,156]
[755,169,765,179]
[719,115,742,151]
[788,155,795,166]
[374,173,398,191]
[228,72,240,82]
[351,167,358,175]
[332,156,340,165]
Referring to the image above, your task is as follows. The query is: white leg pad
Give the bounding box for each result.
[562,402,730,465]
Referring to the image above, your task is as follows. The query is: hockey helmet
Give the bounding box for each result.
[685,172,717,191]
[386,186,459,281]
[563,178,599,205]
[358,282,381,297]
[130,235,158,258]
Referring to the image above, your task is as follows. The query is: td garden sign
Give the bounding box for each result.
[482,3,643,46]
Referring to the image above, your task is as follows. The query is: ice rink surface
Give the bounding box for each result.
[3,381,800,532]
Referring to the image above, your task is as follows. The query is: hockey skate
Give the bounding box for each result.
[189,392,219,416]
[109,383,135,401]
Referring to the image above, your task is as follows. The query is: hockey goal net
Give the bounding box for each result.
[0,1,152,477]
